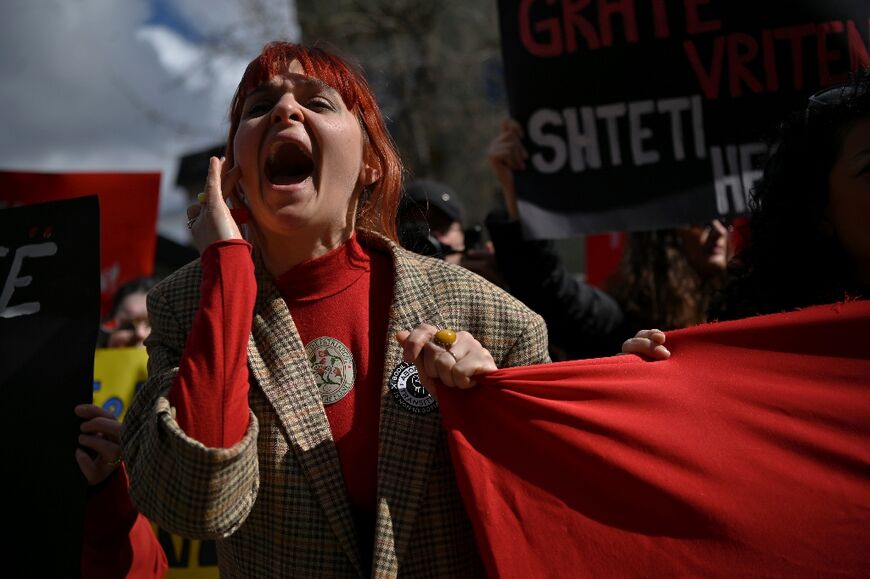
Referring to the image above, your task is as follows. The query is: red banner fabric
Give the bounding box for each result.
[440,301,870,578]
[584,232,624,288]
[0,171,160,316]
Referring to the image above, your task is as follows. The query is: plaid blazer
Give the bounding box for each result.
[122,230,549,578]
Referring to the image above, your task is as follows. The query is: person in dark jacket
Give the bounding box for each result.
[485,119,629,359]
[485,119,729,359]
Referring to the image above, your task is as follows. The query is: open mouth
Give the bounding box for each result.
[265,141,314,185]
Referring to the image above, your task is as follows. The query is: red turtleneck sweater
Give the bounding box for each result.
[167,236,393,559]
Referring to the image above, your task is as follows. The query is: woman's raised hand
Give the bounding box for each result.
[622,329,671,360]
[395,323,497,399]
[186,156,244,254]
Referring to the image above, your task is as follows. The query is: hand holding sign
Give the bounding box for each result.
[186,157,245,254]
[487,119,528,220]
[75,404,123,486]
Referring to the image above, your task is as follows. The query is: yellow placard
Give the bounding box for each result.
[153,527,220,577]
[93,347,220,578]
[93,347,148,421]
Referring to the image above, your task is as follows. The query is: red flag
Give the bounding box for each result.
[0,171,159,316]
[441,301,870,578]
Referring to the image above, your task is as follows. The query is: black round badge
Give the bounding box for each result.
[389,362,438,414]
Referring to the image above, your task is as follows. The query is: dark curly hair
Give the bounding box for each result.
[712,69,870,321]
[607,229,723,331]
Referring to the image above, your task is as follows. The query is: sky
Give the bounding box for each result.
[0,0,299,241]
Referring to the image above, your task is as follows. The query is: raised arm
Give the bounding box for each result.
[121,158,261,539]
[485,119,628,359]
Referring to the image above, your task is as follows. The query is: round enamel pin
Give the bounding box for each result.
[306,336,355,404]
[389,362,438,414]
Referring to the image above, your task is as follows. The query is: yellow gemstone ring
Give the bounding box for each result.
[433,328,457,349]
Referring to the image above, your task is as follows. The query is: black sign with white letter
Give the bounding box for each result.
[0,196,100,576]
[497,0,869,237]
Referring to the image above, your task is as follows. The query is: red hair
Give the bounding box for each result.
[225,42,403,241]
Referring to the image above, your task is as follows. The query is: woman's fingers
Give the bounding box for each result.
[395,324,438,363]
[78,433,119,458]
[423,344,442,381]
[75,405,121,485]
[77,431,122,486]
[396,326,497,390]
[487,119,528,173]
[504,118,524,137]
[75,449,101,485]
[79,416,122,441]
[76,405,121,446]
[622,329,671,360]
[188,157,244,253]
[74,403,115,420]
[510,141,527,170]
[204,155,223,201]
[448,332,497,388]
[75,443,119,486]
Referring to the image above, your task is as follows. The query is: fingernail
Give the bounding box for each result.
[197,192,207,204]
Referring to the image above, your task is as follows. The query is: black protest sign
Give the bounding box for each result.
[0,196,100,576]
[497,0,870,237]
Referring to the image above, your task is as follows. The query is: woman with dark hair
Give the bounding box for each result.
[485,119,729,360]
[711,69,870,320]
[121,41,549,577]
[607,222,728,332]
[627,69,869,357]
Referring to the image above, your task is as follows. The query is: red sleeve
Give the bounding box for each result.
[167,239,256,447]
[81,466,168,579]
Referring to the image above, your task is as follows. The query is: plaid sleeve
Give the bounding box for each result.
[502,312,551,368]
[417,254,551,369]
[121,269,261,540]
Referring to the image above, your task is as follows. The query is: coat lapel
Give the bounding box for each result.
[246,254,364,577]
[369,235,447,575]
